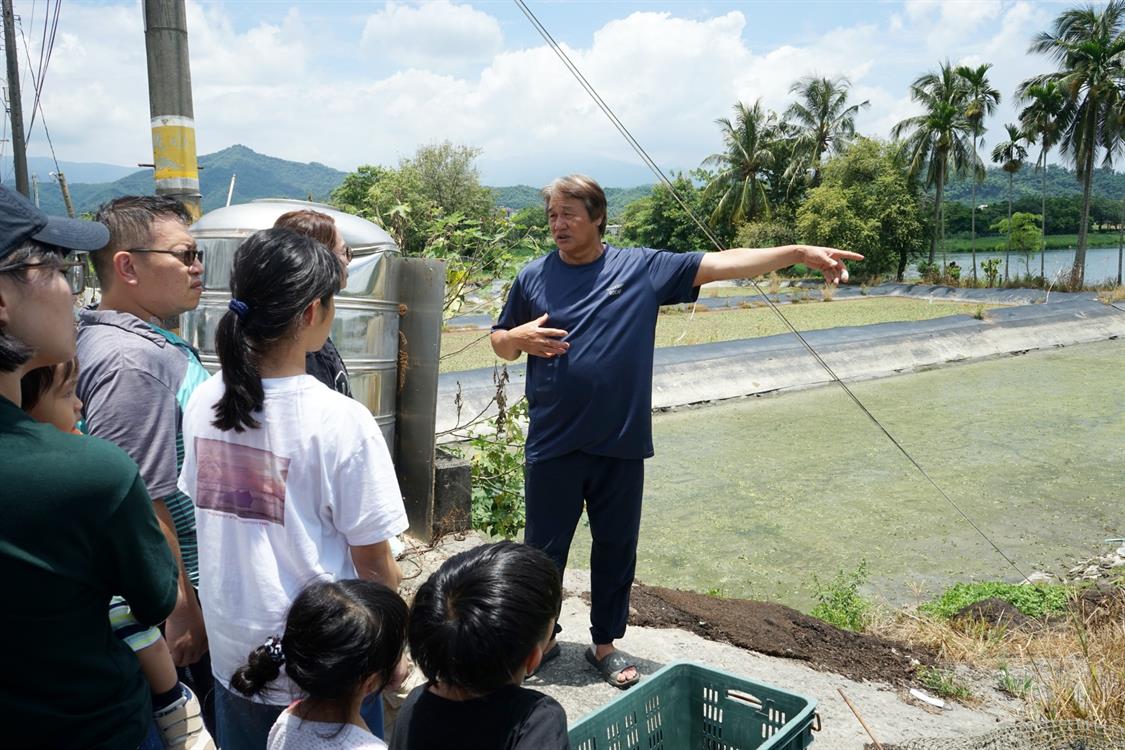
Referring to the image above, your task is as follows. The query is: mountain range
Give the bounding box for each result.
[12,145,348,217]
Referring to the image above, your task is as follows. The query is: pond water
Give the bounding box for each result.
[917,246,1121,284]
[567,339,1125,610]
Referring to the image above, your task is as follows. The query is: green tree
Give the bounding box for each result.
[331,145,546,318]
[955,63,1001,283]
[784,76,870,190]
[405,141,495,220]
[892,61,979,266]
[991,124,1030,281]
[619,172,728,251]
[795,138,924,280]
[331,164,436,253]
[702,100,777,233]
[1017,80,1066,280]
[1023,0,1125,286]
[990,212,1044,276]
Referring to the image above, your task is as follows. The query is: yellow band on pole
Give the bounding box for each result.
[151,116,199,183]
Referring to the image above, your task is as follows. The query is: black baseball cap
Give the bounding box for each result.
[0,184,109,262]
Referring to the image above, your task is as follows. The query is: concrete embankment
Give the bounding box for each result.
[435,289,1124,437]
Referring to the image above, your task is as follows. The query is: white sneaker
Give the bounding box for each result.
[153,685,215,750]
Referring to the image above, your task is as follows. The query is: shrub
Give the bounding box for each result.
[810,560,871,632]
[920,582,1072,620]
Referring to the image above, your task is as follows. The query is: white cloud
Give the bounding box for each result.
[361,1,502,72]
[14,0,1070,186]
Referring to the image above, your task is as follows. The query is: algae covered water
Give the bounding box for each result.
[568,339,1125,610]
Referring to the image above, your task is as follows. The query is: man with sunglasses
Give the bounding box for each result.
[76,195,215,729]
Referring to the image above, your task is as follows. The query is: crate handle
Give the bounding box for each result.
[725,689,763,710]
[812,712,822,732]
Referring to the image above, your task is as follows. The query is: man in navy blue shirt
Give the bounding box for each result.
[492,174,861,688]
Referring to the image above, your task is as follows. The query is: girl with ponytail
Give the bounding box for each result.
[231,579,409,750]
[177,228,409,750]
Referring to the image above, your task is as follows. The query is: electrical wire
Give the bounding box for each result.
[16,7,60,174]
[512,0,1029,582]
[20,0,58,141]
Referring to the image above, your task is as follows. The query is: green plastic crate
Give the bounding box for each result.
[569,661,818,750]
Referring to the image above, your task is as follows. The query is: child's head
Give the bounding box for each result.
[409,541,562,694]
[20,358,81,431]
[212,227,341,433]
[231,579,407,710]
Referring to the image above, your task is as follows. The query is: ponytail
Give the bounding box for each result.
[212,311,264,432]
[210,227,341,432]
[230,636,285,697]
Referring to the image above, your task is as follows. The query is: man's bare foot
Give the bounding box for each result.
[593,643,638,686]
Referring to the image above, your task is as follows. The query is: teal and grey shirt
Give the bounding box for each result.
[77,307,209,586]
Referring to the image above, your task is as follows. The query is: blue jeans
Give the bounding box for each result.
[215,681,385,748]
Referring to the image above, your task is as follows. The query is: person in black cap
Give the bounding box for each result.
[0,185,180,749]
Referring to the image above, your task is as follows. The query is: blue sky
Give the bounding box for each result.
[3,1,1076,186]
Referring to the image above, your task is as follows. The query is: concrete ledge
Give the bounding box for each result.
[436,298,1124,437]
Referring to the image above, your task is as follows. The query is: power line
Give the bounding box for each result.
[16,4,59,173]
[18,0,58,141]
[512,0,1029,582]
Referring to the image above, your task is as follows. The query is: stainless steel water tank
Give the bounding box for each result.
[181,199,401,448]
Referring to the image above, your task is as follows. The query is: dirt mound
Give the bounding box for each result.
[951,597,1033,630]
[626,583,933,684]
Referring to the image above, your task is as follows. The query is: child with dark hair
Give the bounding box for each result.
[21,359,214,750]
[232,579,409,750]
[390,541,568,750]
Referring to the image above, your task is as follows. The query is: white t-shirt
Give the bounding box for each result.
[178,373,408,703]
[268,711,387,750]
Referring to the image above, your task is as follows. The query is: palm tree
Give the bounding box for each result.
[702,100,776,231]
[783,76,870,190]
[956,64,1000,284]
[1017,80,1066,281]
[892,61,978,267]
[991,124,1030,282]
[1023,0,1125,287]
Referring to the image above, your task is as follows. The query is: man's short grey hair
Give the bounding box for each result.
[542,174,608,236]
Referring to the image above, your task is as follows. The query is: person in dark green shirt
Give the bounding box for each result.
[0,186,178,749]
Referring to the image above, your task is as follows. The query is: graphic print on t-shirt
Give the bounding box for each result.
[194,437,290,525]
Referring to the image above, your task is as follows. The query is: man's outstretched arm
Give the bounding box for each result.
[694,245,864,287]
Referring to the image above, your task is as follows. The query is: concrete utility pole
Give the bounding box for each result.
[2,0,29,197]
[143,0,201,219]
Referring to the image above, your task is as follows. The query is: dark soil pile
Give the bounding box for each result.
[951,597,1033,630]
[625,583,933,685]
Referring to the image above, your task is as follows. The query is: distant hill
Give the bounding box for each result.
[492,184,653,219]
[22,145,658,220]
[3,156,140,185]
[31,145,349,216]
[943,164,1125,204]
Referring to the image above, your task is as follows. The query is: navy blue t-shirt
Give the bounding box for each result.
[494,245,704,463]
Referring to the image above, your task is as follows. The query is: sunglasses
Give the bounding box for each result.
[0,255,88,294]
[130,247,204,267]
